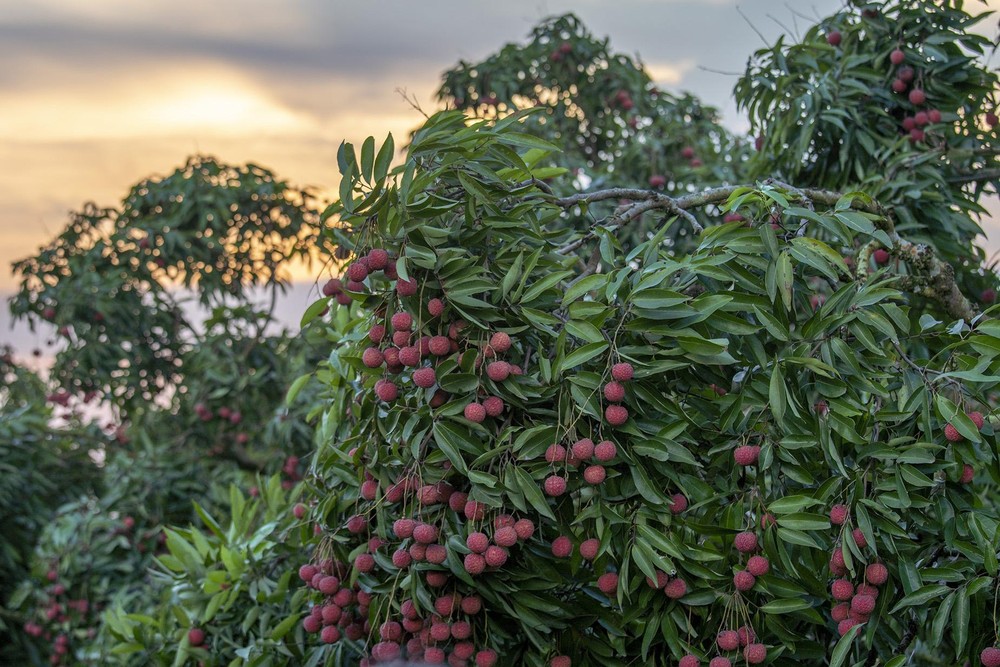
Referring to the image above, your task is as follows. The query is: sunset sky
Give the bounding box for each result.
[2,0,1000,351]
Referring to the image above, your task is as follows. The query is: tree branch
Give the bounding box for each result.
[947,168,1000,184]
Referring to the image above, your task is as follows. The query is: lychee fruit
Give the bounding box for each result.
[908,88,926,105]
[890,49,905,65]
[429,335,451,356]
[733,570,756,591]
[873,249,889,265]
[827,31,842,46]
[393,518,416,539]
[746,555,770,577]
[605,405,629,426]
[838,618,859,636]
[464,553,486,575]
[969,411,985,429]
[464,402,487,423]
[413,367,436,388]
[374,380,398,402]
[579,538,600,560]
[514,519,535,541]
[584,465,606,485]
[494,526,518,548]
[944,424,962,442]
[717,630,740,651]
[611,362,634,381]
[551,535,573,558]
[489,332,511,353]
[663,578,687,599]
[545,443,567,463]
[647,571,669,589]
[354,553,375,573]
[831,602,850,622]
[737,626,756,647]
[544,475,567,496]
[413,523,439,544]
[865,563,888,585]
[467,532,489,554]
[390,312,412,331]
[709,659,731,667]
[188,628,206,646]
[362,347,384,368]
[597,572,619,595]
[733,445,760,466]
[476,649,498,667]
[743,644,767,664]
[851,594,875,615]
[852,528,868,548]
[668,493,688,514]
[734,532,758,553]
[679,656,700,667]
[603,381,626,402]
[572,438,595,460]
[594,440,617,462]
[550,657,571,667]
[831,579,854,601]
[483,396,504,417]
[830,504,849,525]
[981,647,1000,667]
[961,464,975,484]
[396,278,418,296]
[487,361,511,382]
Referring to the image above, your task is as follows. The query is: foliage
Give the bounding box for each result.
[736,0,1000,309]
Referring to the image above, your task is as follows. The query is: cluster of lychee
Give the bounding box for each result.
[462,514,536,575]
[21,566,96,665]
[826,504,889,636]
[323,247,400,307]
[465,331,520,424]
[886,49,943,144]
[542,437,618,497]
[681,624,767,666]
[731,531,769,594]
[603,362,632,427]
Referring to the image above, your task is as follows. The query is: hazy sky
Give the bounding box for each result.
[2,0,999,353]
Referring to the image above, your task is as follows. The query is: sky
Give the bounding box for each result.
[2,0,999,354]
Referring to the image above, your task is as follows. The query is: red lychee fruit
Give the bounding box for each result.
[379,621,402,642]
[865,563,888,585]
[914,111,928,127]
[467,532,489,554]
[681,146,696,159]
[396,278,418,296]
[545,443,568,463]
[347,260,369,282]
[737,626,756,647]
[648,174,667,189]
[551,535,573,558]
[594,440,617,462]
[830,548,847,576]
[717,630,740,651]
[354,553,375,573]
[319,575,340,595]
[375,380,397,402]
[827,31,842,46]
[393,518,415,539]
[611,362,634,381]
[465,500,486,521]
[830,504,849,525]
[961,464,975,483]
[398,345,420,366]
[367,249,390,270]
[412,367,436,389]
[464,402,487,423]
[908,88,926,105]
[856,583,879,599]
[831,601,850,622]
[426,298,445,317]
[392,549,412,569]
[928,109,942,123]
[605,405,629,426]
[873,249,889,265]
[647,571,670,589]
[734,532,758,553]
[425,544,447,564]
[890,49,905,65]
[603,381,626,402]
[544,475,567,496]
[476,649,498,667]
[898,66,914,83]
[969,411,985,429]
[743,643,767,664]
[572,438,595,459]
[679,656,700,667]
[579,538,600,560]
[733,570,756,591]
[483,396,504,417]
[514,519,535,541]
[299,564,318,583]
[550,657,571,667]
[746,555,770,577]
[944,423,962,442]
[981,648,1000,667]
[892,78,907,93]
[486,360,511,382]
[188,628,206,646]
[709,659,731,667]
[733,445,760,466]
[832,578,854,601]
[347,515,367,533]
[494,526,518,548]
[852,528,868,548]
[429,335,450,356]
[413,523,439,544]
[489,332,511,353]
[663,578,687,599]
[464,553,486,575]
[851,594,875,615]
[597,572,619,595]
[584,465,607,485]
[838,618,859,636]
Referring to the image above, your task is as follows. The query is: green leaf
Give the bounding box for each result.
[285,373,312,406]
[374,133,395,181]
[556,342,609,376]
[829,623,863,667]
[270,613,301,640]
[890,584,951,613]
[760,598,812,614]
[513,467,556,520]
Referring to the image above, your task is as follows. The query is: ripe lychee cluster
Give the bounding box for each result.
[644,568,688,600]
[885,49,943,144]
[827,542,889,635]
[541,436,619,497]
[464,331,519,424]
[943,409,985,443]
[604,362,633,427]
[711,626,766,665]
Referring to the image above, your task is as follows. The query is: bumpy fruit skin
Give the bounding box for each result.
[611,362,634,381]
[663,578,687,599]
[476,649,499,667]
[605,404,629,425]
[981,647,1000,667]
[464,553,486,575]
[514,518,535,541]
[597,572,619,595]
[944,423,962,442]
[717,630,740,651]
[374,380,398,402]
[851,594,876,615]
[572,438,595,459]
[830,504,849,525]
[489,331,511,353]
[584,465,607,484]
[464,402,487,423]
[188,628,206,646]
[413,367,436,388]
[890,48,905,65]
[961,464,975,484]
[487,360,511,381]
[746,555,770,577]
[545,443,567,463]
[709,659,731,667]
[544,475,567,496]
[734,532,758,553]
[603,381,626,402]
[494,526,518,547]
[551,535,573,558]
[483,396,504,417]
[466,532,489,554]
[873,248,890,265]
[908,88,926,105]
[668,493,687,514]
[743,644,767,664]
[852,528,868,549]
[427,297,445,316]
[678,656,700,667]
[831,602,850,622]
[484,545,508,567]
[579,538,600,560]
[838,618,859,636]
[551,657,572,667]
[968,411,985,429]
[594,440,617,461]
[733,445,760,466]
[832,578,854,601]
[733,570,756,591]
[865,563,888,585]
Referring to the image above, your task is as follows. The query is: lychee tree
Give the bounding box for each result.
[295,26,1000,666]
